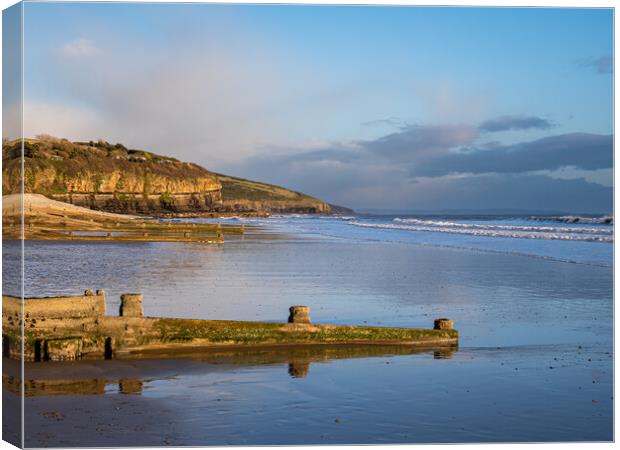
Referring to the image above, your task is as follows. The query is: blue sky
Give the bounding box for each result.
[4,3,614,212]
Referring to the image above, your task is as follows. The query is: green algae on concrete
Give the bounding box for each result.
[154,318,458,346]
[2,291,458,361]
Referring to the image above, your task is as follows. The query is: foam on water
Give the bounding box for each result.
[353,221,613,242]
[392,217,613,235]
[169,213,613,267]
[530,215,613,224]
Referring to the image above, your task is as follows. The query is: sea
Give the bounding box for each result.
[2,212,613,446]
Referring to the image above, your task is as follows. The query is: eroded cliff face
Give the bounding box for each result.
[3,138,222,213]
[2,138,331,214]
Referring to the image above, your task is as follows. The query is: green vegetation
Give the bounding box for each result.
[155,318,458,346]
[2,136,333,214]
[159,192,175,209]
[2,137,220,197]
[217,174,329,212]
[218,174,308,201]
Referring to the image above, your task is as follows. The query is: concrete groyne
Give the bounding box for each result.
[2,193,244,242]
[2,291,458,361]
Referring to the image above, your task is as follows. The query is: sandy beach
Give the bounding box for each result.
[3,212,612,445]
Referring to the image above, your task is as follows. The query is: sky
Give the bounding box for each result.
[3,3,614,213]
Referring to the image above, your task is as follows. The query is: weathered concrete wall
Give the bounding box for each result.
[3,291,106,361]
[3,291,106,321]
[2,293,458,362]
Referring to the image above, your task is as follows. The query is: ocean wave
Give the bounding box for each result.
[392,218,612,235]
[528,215,613,225]
[350,221,613,243]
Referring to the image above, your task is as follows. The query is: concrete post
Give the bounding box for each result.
[433,318,453,330]
[120,293,144,318]
[288,306,311,324]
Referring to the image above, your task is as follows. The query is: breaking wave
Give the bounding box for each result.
[529,215,613,225]
[392,218,612,235]
[350,221,613,243]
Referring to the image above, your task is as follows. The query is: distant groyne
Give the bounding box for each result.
[2,291,458,361]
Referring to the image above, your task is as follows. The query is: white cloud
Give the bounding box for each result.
[60,38,99,57]
[25,34,356,168]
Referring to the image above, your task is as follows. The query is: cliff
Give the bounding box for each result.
[2,137,331,215]
[217,174,330,214]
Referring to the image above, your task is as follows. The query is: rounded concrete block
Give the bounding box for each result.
[288,306,311,324]
[433,318,454,330]
[120,293,144,318]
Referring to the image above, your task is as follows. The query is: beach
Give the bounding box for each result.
[3,214,613,445]
[2,3,613,446]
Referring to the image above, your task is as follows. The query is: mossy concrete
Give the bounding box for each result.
[3,292,458,362]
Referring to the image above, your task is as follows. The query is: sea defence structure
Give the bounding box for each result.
[2,291,458,361]
[2,193,245,242]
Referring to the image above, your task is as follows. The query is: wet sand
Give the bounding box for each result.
[3,220,613,446]
[8,343,612,447]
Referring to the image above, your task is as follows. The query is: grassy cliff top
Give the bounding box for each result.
[217,173,325,203]
[2,136,333,213]
[2,136,217,181]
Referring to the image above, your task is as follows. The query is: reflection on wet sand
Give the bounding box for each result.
[288,361,310,378]
[3,344,457,395]
[4,376,108,397]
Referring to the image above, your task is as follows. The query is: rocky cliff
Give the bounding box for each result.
[2,137,331,214]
